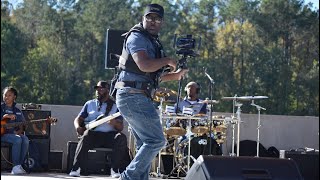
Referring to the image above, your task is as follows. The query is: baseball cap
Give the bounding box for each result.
[94,81,109,89]
[144,4,164,18]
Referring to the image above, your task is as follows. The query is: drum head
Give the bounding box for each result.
[214,125,227,133]
[191,126,208,135]
[165,127,186,136]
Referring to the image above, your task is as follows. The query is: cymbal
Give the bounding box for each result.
[153,87,178,102]
[222,96,268,101]
[201,100,219,104]
[238,96,268,100]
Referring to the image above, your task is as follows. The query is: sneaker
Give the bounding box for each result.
[11,165,26,175]
[69,167,81,177]
[111,168,121,178]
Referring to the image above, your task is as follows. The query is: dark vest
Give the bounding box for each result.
[119,23,169,87]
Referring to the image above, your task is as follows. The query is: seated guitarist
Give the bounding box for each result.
[1,86,29,175]
[69,81,130,178]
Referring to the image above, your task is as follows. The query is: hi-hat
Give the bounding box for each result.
[222,96,268,101]
[153,87,178,103]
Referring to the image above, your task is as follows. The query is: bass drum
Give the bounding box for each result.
[176,135,222,166]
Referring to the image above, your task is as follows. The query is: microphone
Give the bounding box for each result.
[204,70,215,84]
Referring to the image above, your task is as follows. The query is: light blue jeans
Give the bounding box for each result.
[1,133,29,166]
[116,88,166,180]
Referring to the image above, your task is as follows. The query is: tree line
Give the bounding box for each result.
[1,0,319,116]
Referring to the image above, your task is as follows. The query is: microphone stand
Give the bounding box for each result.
[175,56,188,113]
[204,71,215,155]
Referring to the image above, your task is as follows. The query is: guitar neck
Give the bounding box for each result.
[1,119,48,129]
[85,112,121,131]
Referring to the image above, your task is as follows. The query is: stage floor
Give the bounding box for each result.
[0,172,182,180]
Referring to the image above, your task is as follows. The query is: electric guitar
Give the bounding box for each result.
[1,117,58,136]
[77,112,122,137]
[85,112,121,131]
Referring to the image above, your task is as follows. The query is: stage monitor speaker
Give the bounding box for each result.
[104,29,127,69]
[185,155,303,180]
[26,138,50,171]
[22,110,51,139]
[285,151,319,180]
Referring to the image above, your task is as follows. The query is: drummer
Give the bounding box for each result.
[174,81,222,156]
[175,81,207,115]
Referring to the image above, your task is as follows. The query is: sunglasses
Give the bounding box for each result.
[144,15,162,24]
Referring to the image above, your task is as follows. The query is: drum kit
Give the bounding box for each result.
[129,88,268,178]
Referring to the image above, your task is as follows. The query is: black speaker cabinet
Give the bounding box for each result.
[26,138,50,171]
[285,151,319,180]
[185,155,303,180]
[49,150,63,171]
[67,141,111,175]
[104,29,126,69]
[22,110,51,139]
[161,154,174,175]
[1,142,12,171]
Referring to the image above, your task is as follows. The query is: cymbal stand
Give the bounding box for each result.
[250,100,266,157]
[235,101,243,157]
[155,98,165,178]
[186,117,192,172]
[230,94,238,157]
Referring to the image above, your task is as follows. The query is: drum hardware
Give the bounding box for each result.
[238,95,269,101]
[167,117,194,178]
[235,101,243,157]
[250,98,267,157]
[221,95,244,157]
[222,95,268,156]
[204,70,216,156]
[149,97,166,178]
[221,95,268,101]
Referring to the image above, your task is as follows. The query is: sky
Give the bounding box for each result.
[7,0,320,10]
[305,0,319,9]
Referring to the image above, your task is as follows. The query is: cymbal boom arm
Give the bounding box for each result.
[250,100,266,157]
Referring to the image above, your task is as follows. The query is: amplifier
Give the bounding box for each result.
[285,150,319,180]
[66,141,111,175]
[22,110,51,139]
